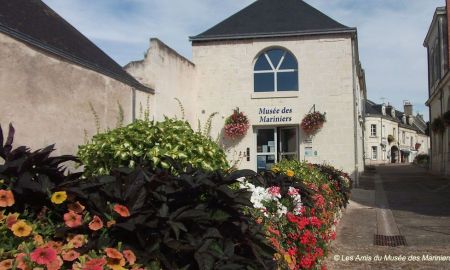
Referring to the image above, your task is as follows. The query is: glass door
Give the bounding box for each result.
[256,127,299,172]
[278,127,298,161]
[256,128,277,172]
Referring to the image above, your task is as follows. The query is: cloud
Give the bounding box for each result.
[42,0,443,120]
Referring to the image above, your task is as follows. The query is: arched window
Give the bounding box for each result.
[254,48,298,92]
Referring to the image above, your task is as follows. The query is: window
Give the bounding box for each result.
[371,146,378,160]
[370,124,377,137]
[254,48,298,92]
[402,131,406,144]
[410,137,414,148]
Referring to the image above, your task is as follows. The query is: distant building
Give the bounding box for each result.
[0,0,153,155]
[126,0,367,179]
[424,1,450,175]
[364,100,430,165]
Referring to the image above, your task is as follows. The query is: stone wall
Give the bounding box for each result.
[0,32,153,156]
[125,38,197,122]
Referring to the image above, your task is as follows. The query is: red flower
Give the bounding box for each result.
[0,189,15,207]
[62,250,80,261]
[300,230,316,246]
[68,201,85,214]
[30,247,57,265]
[6,213,18,229]
[300,253,315,269]
[310,216,322,228]
[85,258,107,267]
[123,249,136,265]
[88,215,104,231]
[113,204,130,217]
[287,247,297,256]
[267,226,280,237]
[64,211,82,228]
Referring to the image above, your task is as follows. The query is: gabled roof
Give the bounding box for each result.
[364,100,426,135]
[0,0,153,93]
[190,0,355,42]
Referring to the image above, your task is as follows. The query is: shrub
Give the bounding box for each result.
[0,124,273,270]
[414,154,429,165]
[78,118,229,176]
[62,163,275,269]
[387,135,395,144]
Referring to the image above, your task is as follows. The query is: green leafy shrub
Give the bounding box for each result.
[414,154,429,165]
[387,134,395,144]
[78,118,229,176]
[63,162,275,269]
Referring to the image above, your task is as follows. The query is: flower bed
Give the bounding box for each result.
[241,160,352,269]
[0,123,351,270]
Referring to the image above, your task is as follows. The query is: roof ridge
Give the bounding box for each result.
[191,0,354,41]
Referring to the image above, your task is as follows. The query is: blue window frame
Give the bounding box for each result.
[254,48,298,92]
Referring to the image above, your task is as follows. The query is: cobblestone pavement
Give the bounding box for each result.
[324,165,450,270]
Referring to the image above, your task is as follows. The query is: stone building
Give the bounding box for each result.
[424,1,450,175]
[0,0,153,155]
[364,100,430,165]
[126,0,367,179]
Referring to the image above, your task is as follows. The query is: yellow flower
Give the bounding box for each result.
[271,167,280,173]
[286,170,295,177]
[284,254,292,264]
[51,191,67,204]
[11,220,32,237]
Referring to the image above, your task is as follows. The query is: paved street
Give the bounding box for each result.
[325,165,450,269]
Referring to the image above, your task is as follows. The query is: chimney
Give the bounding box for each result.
[404,101,413,116]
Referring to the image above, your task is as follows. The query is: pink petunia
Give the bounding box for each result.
[30,247,57,265]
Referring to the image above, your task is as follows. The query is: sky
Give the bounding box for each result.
[42,0,445,120]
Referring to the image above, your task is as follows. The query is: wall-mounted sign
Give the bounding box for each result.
[258,107,293,123]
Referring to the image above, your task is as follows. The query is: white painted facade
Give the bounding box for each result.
[364,104,430,166]
[424,5,450,175]
[127,34,366,179]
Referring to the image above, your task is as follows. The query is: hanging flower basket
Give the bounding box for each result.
[224,108,250,139]
[301,111,326,135]
[431,117,446,134]
[443,111,450,126]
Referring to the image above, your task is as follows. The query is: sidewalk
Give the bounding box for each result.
[324,165,450,269]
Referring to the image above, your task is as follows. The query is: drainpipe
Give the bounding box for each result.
[132,87,136,122]
[351,35,359,185]
[381,117,383,162]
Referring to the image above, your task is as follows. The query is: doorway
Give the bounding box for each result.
[256,127,298,172]
[391,146,399,163]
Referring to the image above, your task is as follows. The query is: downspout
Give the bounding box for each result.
[351,35,359,185]
[381,117,383,162]
[132,88,136,122]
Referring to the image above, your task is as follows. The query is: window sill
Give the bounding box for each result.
[251,92,299,99]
